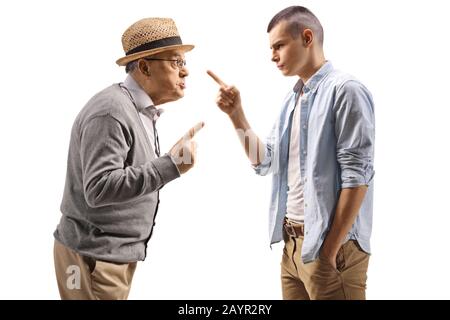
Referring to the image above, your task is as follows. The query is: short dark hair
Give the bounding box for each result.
[267,6,324,46]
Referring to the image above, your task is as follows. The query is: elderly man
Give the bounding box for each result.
[209,6,375,300]
[53,18,203,300]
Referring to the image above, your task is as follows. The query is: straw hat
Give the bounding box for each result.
[116,18,194,66]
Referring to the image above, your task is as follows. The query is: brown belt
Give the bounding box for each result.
[283,219,305,238]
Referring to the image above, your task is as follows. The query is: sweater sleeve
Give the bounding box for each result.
[80,114,180,208]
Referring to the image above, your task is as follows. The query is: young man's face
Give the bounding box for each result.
[269,20,308,77]
[146,49,188,103]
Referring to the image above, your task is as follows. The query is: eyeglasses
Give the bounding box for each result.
[144,57,187,69]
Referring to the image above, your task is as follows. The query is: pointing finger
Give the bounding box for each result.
[207,70,227,87]
[184,121,205,140]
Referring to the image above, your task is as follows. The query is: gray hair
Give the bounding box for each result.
[125,60,139,74]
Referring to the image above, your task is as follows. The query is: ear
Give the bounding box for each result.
[138,59,151,76]
[302,29,314,47]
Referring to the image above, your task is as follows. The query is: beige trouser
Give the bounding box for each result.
[53,240,137,300]
[281,231,370,300]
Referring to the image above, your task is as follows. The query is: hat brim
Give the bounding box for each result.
[116,44,194,66]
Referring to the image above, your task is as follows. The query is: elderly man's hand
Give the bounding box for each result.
[207,70,242,118]
[169,122,205,174]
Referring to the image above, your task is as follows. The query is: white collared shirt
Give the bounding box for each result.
[122,75,163,156]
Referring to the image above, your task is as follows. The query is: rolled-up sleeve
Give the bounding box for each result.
[334,80,375,188]
[252,121,278,176]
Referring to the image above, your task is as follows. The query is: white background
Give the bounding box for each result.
[1,0,449,299]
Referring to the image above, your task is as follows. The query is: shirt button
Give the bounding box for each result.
[305,203,308,208]
[303,151,307,155]
[303,125,307,129]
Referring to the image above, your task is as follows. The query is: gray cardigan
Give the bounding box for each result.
[54,84,180,263]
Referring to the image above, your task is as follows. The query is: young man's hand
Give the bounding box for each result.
[169,122,205,174]
[207,70,242,118]
[206,70,265,166]
[319,246,339,270]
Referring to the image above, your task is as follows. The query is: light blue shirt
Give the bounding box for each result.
[254,62,375,263]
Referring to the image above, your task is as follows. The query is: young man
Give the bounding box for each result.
[54,18,203,299]
[208,6,375,300]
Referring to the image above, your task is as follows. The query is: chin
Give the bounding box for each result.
[278,66,291,76]
[168,89,184,101]
[168,94,183,103]
[177,90,185,99]
[282,67,299,77]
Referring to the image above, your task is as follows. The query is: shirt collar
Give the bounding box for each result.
[293,61,333,94]
[123,75,164,121]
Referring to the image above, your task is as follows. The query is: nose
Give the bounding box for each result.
[180,66,189,77]
[271,50,279,63]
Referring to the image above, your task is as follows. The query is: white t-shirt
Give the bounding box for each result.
[286,98,305,223]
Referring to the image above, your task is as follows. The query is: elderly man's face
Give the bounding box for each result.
[145,49,188,103]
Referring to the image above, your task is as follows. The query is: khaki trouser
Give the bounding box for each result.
[281,231,370,300]
[53,240,137,300]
